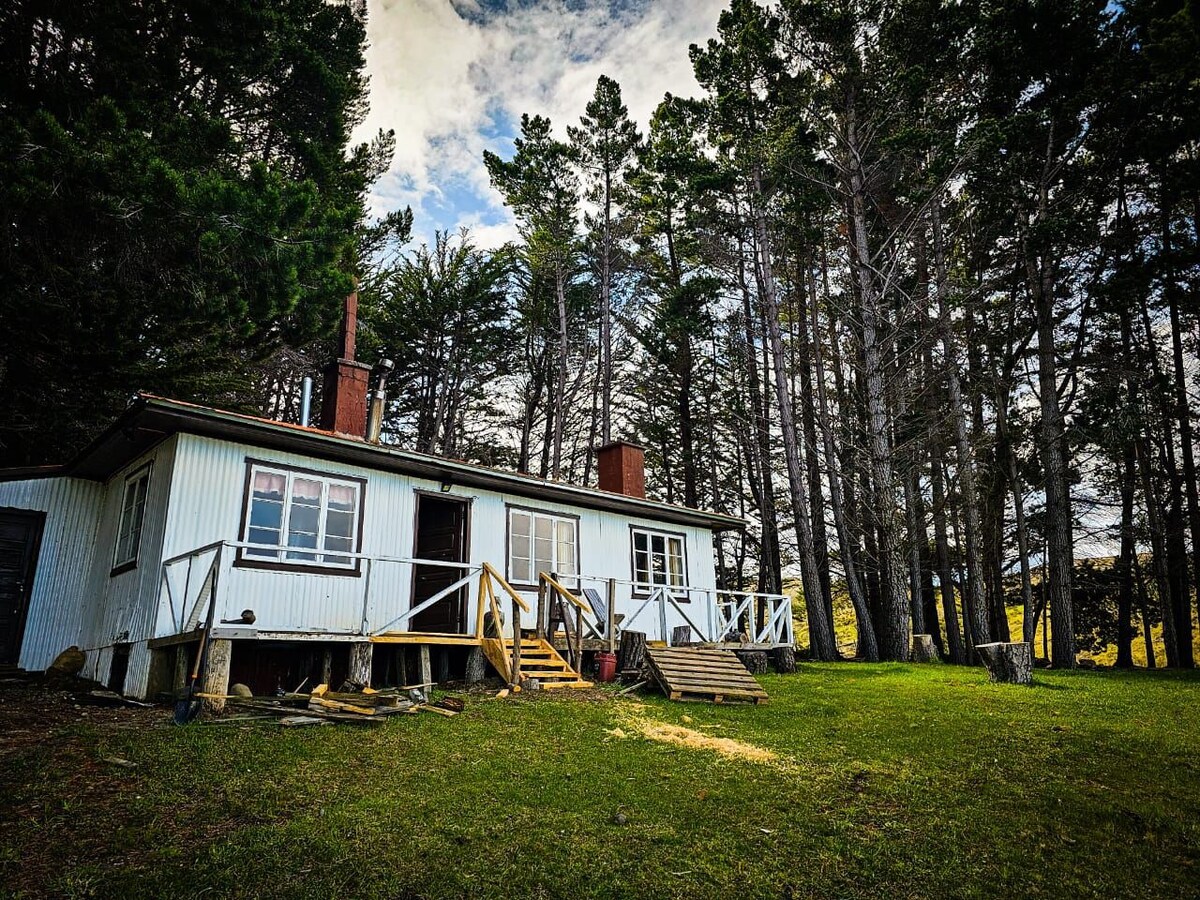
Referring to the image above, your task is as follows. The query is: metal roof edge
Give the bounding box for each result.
[31,396,744,531]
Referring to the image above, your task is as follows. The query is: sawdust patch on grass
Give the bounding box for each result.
[609,716,777,763]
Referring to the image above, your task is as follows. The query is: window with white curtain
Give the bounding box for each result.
[631,528,687,596]
[508,508,578,586]
[241,463,363,569]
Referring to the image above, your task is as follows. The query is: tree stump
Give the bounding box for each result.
[464,646,488,684]
[771,645,797,674]
[734,650,769,675]
[975,641,1033,685]
[617,631,647,676]
[200,639,233,714]
[670,625,692,646]
[911,634,939,663]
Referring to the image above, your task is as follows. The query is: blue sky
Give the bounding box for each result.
[354,0,725,249]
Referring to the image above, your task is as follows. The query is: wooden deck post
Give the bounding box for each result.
[511,598,522,684]
[536,578,547,640]
[321,648,333,687]
[348,641,373,688]
[172,645,188,695]
[574,604,584,670]
[419,645,432,687]
[200,639,232,714]
[606,578,617,653]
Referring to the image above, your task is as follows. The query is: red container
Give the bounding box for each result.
[595,651,617,683]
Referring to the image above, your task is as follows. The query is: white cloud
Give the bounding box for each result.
[354,0,725,248]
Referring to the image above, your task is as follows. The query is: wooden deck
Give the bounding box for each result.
[369,632,482,646]
[645,647,769,704]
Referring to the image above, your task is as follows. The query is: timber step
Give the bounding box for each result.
[494,636,592,689]
[645,647,768,705]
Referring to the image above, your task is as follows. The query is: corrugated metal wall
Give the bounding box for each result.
[0,437,179,687]
[0,476,104,671]
[165,434,719,642]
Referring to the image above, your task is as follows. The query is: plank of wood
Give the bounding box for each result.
[310,697,376,716]
[650,660,754,677]
[658,677,766,693]
[650,662,763,680]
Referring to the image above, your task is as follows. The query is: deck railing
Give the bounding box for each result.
[158,541,793,649]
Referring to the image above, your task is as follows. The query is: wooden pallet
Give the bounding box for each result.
[645,647,768,705]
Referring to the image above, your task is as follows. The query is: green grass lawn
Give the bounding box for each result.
[2,665,1198,899]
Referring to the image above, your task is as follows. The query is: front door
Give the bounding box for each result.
[0,508,44,667]
[411,495,469,633]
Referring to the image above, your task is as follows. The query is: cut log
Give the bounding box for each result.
[200,639,233,714]
[911,634,939,663]
[771,646,797,674]
[617,631,647,675]
[975,641,1033,685]
[464,647,488,684]
[348,642,373,689]
[734,650,769,675]
[670,625,693,646]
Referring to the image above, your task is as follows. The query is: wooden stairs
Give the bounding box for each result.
[481,636,592,690]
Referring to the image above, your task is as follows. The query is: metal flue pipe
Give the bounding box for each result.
[299,376,313,427]
[366,358,394,443]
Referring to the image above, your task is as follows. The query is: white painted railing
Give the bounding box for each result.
[158,542,794,647]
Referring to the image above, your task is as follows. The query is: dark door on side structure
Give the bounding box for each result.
[411,495,469,633]
[0,509,44,667]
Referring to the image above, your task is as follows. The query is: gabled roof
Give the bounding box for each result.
[1,395,744,532]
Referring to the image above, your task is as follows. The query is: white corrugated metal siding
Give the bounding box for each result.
[164,433,719,644]
[0,476,104,670]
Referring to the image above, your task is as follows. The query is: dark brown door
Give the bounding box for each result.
[411,495,469,633]
[0,508,44,667]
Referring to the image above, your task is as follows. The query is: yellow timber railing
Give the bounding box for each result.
[475,562,531,686]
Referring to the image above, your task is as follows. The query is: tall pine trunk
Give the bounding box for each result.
[933,203,992,656]
[845,92,908,660]
[751,168,837,661]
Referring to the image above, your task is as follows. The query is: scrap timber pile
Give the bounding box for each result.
[220,683,464,726]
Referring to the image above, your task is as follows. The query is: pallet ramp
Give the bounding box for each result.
[645,647,768,704]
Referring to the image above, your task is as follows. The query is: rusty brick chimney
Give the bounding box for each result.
[320,289,372,437]
[597,441,646,499]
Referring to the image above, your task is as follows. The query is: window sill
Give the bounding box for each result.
[109,560,138,578]
[234,557,363,578]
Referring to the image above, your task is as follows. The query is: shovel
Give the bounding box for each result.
[173,593,218,725]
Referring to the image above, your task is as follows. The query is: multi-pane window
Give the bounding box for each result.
[631,529,686,594]
[112,465,151,570]
[508,508,577,586]
[242,464,362,569]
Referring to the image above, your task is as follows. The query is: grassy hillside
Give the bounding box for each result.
[2,666,1197,898]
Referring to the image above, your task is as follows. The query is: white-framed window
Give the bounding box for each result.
[241,463,363,570]
[508,507,578,586]
[631,528,687,596]
[112,464,151,572]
